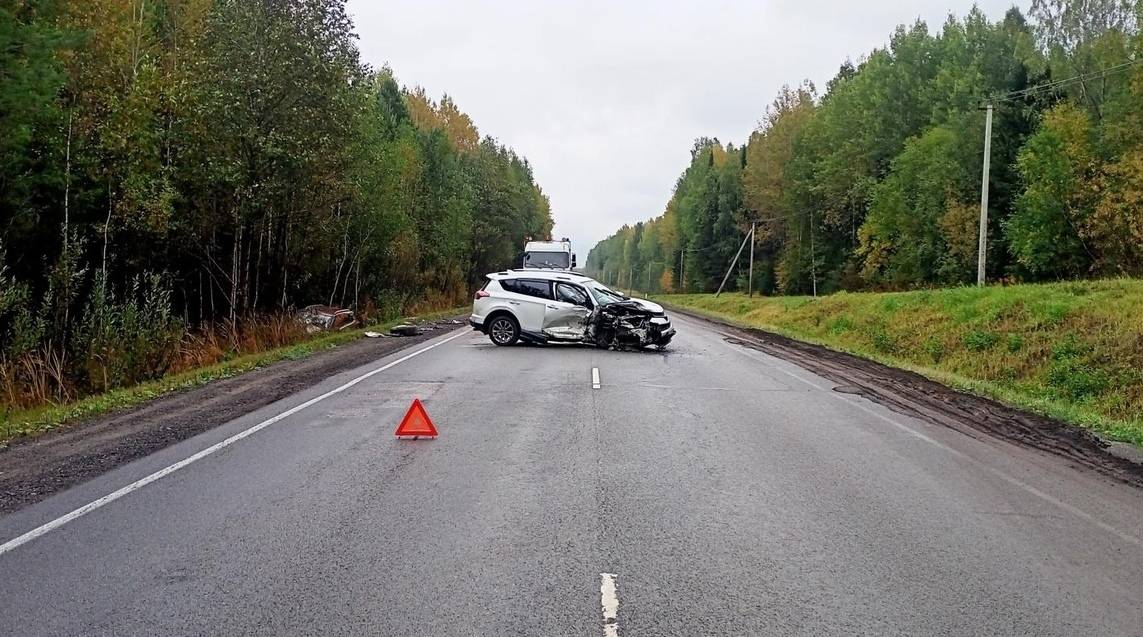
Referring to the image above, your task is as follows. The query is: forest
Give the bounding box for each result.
[0,0,552,409]
[586,0,1143,296]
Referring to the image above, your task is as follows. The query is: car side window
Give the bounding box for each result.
[499,279,519,294]
[510,279,552,300]
[556,283,590,307]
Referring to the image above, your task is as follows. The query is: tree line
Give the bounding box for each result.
[0,0,551,406]
[586,1,1142,295]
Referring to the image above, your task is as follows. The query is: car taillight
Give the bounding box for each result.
[474,290,490,300]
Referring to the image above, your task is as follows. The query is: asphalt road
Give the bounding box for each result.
[2,314,1142,636]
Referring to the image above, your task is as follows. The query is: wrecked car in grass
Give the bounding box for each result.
[296,305,357,334]
[469,270,675,349]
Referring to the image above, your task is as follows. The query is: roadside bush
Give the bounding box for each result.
[1,263,58,408]
[923,336,945,363]
[1,266,348,414]
[1045,333,1108,400]
[1050,332,1089,360]
[827,315,854,335]
[1047,358,1109,400]
[74,273,183,393]
[963,330,999,352]
[1,270,44,360]
[871,328,897,354]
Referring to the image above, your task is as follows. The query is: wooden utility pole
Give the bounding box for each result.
[809,211,817,298]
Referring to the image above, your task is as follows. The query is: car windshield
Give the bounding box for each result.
[586,282,627,305]
[523,251,570,268]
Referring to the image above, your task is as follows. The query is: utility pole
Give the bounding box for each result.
[748,221,756,298]
[977,100,993,286]
[680,249,685,293]
[809,211,817,298]
[716,228,753,297]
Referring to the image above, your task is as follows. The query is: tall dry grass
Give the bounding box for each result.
[171,314,310,374]
[1,312,315,413]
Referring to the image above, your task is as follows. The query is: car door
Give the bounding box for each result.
[501,278,551,335]
[543,282,593,339]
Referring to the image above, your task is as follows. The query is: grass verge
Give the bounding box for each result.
[656,280,1143,446]
[0,307,466,444]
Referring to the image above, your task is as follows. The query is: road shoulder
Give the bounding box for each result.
[0,317,467,515]
[670,306,1143,488]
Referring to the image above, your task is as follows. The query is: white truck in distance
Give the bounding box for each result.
[522,238,575,270]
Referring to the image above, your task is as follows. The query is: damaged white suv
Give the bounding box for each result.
[470,271,675,349]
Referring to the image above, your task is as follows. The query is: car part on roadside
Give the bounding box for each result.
[297,305,357,334]
[390,324,422,337]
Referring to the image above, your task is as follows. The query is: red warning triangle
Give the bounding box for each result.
[394,398,438,438]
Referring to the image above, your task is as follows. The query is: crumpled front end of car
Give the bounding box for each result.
[584,301,675,350]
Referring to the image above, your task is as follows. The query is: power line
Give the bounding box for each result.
[977,57,1139,286]
[680,212,814,256]
[993,58,1142,103]
[751,210,814,224]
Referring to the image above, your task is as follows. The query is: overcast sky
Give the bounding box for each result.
[346,0,1022,255]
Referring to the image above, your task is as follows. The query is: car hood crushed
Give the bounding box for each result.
[585,299,675,350]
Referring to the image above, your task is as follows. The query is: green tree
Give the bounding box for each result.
[860,123,978,286]
[1006,104,1099,277]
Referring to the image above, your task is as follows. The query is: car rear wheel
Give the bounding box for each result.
[488,315,519,346]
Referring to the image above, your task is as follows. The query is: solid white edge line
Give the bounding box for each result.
[716,330,1143,549]
[0,329,469,558]
[601,572,619,636]
[592,367,601,389]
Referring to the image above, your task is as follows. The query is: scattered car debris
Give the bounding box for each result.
[389,324,422,337]
[297,305,357,334]
[363,331,387,338]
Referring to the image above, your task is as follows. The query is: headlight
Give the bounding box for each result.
[649,316,670,325]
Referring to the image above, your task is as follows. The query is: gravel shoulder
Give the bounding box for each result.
[0,317,466,515]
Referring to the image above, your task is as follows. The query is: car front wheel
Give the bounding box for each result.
[488,315,519,346]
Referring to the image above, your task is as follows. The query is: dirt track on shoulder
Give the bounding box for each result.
[672,307,1143,489]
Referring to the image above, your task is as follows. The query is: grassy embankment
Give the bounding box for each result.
[0,308,465,443]
[658,279,1143,446]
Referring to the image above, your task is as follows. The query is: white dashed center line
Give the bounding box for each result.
[592,367,601,389]
[600,572,619,636]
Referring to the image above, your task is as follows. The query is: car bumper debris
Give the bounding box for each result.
[390,324,423,336]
